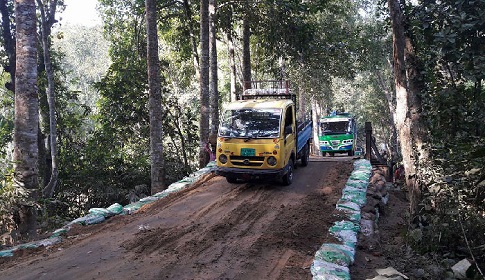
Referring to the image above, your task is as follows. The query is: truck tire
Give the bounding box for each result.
[282,159,294,186]
[348,150,354,156]
[301,144,309,167]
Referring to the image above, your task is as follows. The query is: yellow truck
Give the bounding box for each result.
[215,80,313,185]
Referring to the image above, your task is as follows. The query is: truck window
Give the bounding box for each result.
[284,106,294,134]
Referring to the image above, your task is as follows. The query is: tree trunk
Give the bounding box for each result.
[405,37,429,163]
[37,0,59,198]
[13,0,39,239]
[198,0,210,168]
[405,35,430,214]
[146,0,165,194]
[226,30,237,102]
[388,0,419,216]
[208,0,218,150]
[0,0,16,92]
[182,0,200,78]
[242,9,251,86]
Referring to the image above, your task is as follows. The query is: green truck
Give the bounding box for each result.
[318,112,357,156]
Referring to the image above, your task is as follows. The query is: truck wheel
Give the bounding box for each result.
[348,150,354,156]
[329,152,335,157]
[226,176,237,184]
[301,144,309,167]
[282,159,294,186]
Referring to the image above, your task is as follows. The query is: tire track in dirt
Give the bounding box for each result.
[0,158,355,280]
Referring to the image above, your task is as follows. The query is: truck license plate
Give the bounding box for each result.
[241,148,255,156]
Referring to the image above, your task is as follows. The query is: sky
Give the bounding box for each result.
[59,0,101,27]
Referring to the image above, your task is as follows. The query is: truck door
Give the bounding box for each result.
[283,105,296,166]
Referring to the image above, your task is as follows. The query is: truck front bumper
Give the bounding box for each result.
[215,166,288,181]
[320,144,353,152]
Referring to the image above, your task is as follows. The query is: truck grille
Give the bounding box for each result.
[331,140,340,146]
[230,156,265,167]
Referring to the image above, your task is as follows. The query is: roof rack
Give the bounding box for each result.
[238,80,295,101]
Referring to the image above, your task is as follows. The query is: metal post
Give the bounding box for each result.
[365,122,372,161]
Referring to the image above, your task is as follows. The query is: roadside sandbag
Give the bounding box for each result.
[336,201,361,223]
[139,196,159,203]
[68,213,106,225]
[345,179,368,189]
[50,227,69,238]
[314,243,355,266]
[89,202,124,218]
[311,260,351,280]
[106,203,123,215]
[341,187,367,206]
[122,200,152,215]
[0,249,14,257]
[336,200,360,213]
[0,236,62,258]
[329,221,360,247]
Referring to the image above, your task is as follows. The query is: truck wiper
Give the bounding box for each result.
[257,132,278,137]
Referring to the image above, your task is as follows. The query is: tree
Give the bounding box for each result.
[1,0,15,93]
[37,0,59,198]
[241,8,251,86]
[208,0,218,149]
[182,0,200,79]
[146,0,165,194]
[388,0,415,203]
[198,0,210,168]
[13,0,39,239]
[388,0,430,216]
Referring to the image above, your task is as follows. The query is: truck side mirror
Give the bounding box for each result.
[284,125,293,135]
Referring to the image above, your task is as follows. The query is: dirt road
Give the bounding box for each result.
[0,157,354,280]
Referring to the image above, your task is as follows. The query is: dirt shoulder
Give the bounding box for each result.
[0,158,355,280]
[350,182,453,280]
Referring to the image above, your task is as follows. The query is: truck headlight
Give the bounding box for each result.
[219,154,228,164]
[267,156,277,166]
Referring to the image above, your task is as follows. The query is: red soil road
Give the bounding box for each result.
[0,157,355,280]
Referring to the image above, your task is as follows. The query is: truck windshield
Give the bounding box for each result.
[320,121,351,135]
[218,108,282,138]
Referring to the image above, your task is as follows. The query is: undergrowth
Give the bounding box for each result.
[409,138,485,276]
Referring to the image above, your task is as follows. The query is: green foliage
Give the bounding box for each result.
[53,24,110,108]
[411,140,485,264]
[0,71,13,160]
[409,0,485,143]
[0,167,28,242]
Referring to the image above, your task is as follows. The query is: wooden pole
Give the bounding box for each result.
[365,122,372,161]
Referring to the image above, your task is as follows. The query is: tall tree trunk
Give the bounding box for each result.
[388,0,419,216]
[13,0,39,239]
[198,0,210,168]
[226,30,237,102]
[0,0,16,92]
[146,0,165,194]
[37,0,59,198]
[405,35,430,214]
[208,0,218,150]
[242,8,251,86]
[405,37,429,163]
[182,0,200,78]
